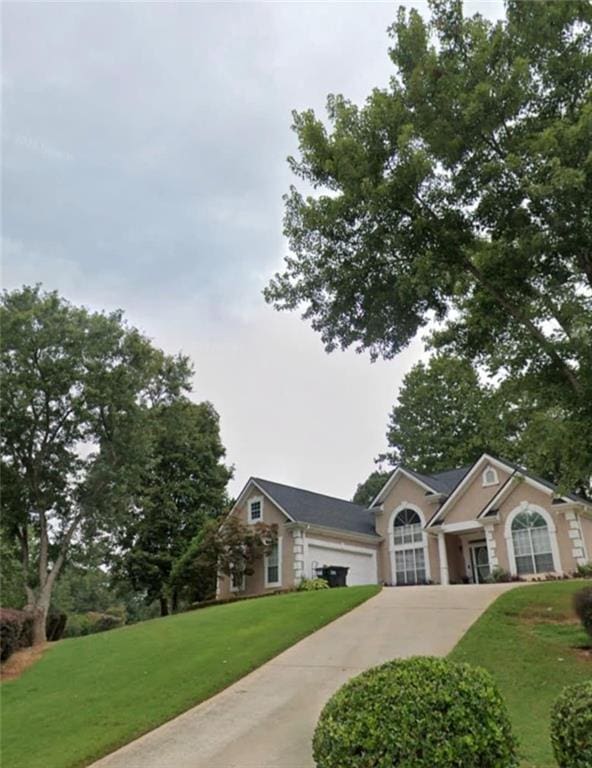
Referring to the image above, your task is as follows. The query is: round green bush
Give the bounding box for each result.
[313,656,518,768]
[550,680,592,768]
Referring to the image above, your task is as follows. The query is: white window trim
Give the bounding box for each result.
[482,466,499,487]
[248,495,264,524]
[264,536,282,588]
[504,502,562,576]
[388,501,431,585]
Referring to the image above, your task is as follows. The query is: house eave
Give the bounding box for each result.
[285,522,383,545]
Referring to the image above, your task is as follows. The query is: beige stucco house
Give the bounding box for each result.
[217,453,592,598]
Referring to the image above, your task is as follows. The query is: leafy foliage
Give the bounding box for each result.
[170,516,278,604]
[114,399,232,615]
[297,578,329,591]
[265,0,592,493]
[0,608,33,662]
[1,285,192,642]
[573,586,592,640]
[313,656,518,768]
[352,470,390,506]
[550,680,592,768]
[64,611,124,638]
[381,354,514,472]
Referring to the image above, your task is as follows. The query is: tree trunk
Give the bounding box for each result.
[31,601,49,646]
[171,589,178,614]
[159,597,169,616]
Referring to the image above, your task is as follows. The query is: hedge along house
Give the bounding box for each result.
[217,454,592,597]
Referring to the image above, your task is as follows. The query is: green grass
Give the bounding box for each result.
[450,580,592,768]
[1,585,379,768]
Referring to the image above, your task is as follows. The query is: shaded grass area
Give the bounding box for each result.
[450,580,592,768]
[2,585,380,768]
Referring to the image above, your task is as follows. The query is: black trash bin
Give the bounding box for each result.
[315,565,349,588]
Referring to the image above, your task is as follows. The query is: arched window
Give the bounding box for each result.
[511,511,554,575]
[482,466,499,486]
[393,508,426,585]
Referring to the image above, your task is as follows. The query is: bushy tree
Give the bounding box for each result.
[0,286,191,643]
[170,516,278,604]
[115,399,232,615]
[352,470,391,507]
[266,0,592,493]
[382,355,522,473]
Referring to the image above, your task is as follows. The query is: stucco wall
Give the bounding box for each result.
[375,474,440,583]
[218,488,294,599]
[443,464,512,525]
[579,515,592,563]
[492,483,581,575]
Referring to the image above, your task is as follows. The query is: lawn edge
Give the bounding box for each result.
[76,584,381,768]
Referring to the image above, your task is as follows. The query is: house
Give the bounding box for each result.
[217,453,592,597]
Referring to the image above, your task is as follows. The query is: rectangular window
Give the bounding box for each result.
[230,569,245,591]
[265,540,281,586]
[248,498,262,523]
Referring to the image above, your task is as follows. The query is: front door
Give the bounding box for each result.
[470,544,490,584]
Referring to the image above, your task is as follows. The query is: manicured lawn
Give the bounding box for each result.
[1,585,379,768]
[450,580,592,768]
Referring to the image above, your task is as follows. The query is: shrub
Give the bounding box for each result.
[63,611,124,638]
[575,562,592,579]
[550,680,592,768]
[313,656,518,768]
[298,578,329,591]
[573,586,592,640]
[46,611,68,642]
[0,608,33,662]
[485,567,513,583]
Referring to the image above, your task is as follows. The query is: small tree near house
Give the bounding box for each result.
[171,516,278,604]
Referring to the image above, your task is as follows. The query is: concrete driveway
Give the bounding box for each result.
[92,584,515,768]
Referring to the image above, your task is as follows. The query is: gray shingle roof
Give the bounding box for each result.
[253,478,379,537]
[402,466,472,495]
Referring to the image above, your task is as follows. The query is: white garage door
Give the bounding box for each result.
[306,541,377,586]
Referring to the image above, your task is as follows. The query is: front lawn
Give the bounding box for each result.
[450,580,592,768]
[1,585,379,768]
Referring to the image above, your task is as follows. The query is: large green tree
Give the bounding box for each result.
[382,354,512,473]
[116,399,232,616]
[352,470,391,507]
[265,0,592,491]
[0,286,192,643]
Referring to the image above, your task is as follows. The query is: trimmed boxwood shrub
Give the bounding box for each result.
[573,586,592,640]
[550,680,592,768]
[313,656,518,768]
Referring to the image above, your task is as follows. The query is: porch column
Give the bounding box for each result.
[438,531,449,585]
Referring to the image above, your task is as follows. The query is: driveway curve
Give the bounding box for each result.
[92,584,515,768]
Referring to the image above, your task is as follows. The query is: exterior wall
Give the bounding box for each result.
[579,515,592,563]
[445,533,467,583]
[375,475,440,584]
[443,464,512,525]
[493,483,581,576]
[218,488,294,599]
[303,529,380,584]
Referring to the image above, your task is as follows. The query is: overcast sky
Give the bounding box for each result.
[2,1,504,500]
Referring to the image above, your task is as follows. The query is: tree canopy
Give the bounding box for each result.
[265,0,592,492]
[0,286,193,641]
[115,399,232,615]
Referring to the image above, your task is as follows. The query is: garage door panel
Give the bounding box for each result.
[306,543,377,586]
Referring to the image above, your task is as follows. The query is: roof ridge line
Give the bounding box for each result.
[253,477,368,509]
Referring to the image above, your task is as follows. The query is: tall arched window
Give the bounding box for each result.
[393,508,427,585]
[511,510,554,575]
